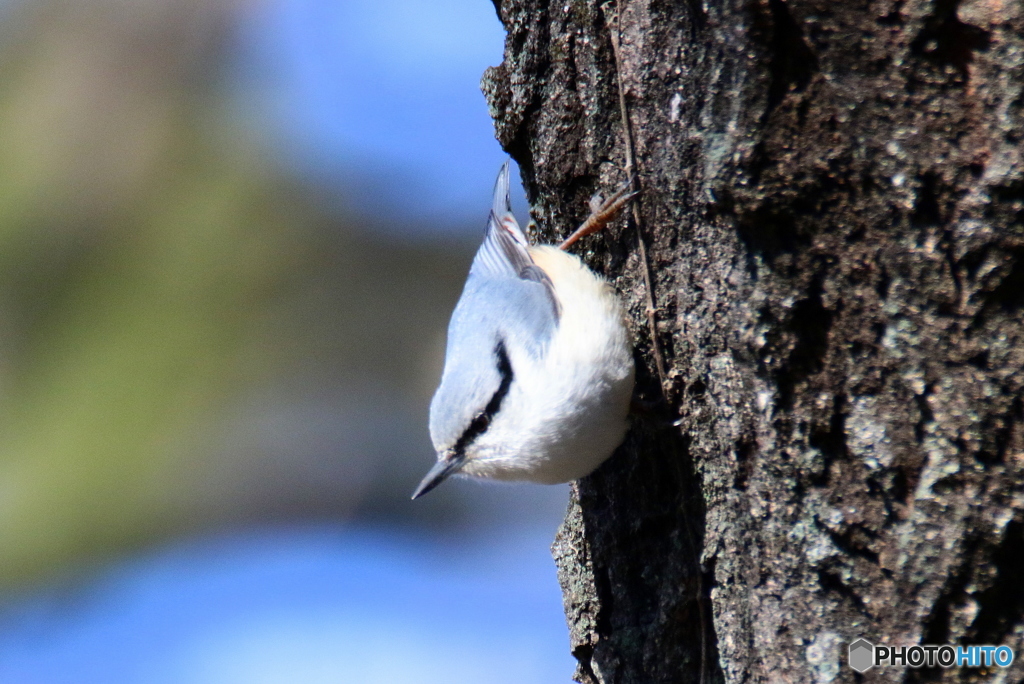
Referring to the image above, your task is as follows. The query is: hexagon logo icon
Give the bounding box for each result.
[849,639,875,673]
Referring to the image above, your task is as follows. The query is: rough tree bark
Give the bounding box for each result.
[482,0,1024,682]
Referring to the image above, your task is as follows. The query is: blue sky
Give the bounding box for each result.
[232,0,526,232]
[0,526,573,683]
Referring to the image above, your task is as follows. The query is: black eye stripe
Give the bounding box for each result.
[452,340,514,455]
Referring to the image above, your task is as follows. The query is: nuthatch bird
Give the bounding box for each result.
[412,162,635,499]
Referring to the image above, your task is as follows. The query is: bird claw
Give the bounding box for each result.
[559,177,637,251]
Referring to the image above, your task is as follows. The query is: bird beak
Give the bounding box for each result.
[411,451,466,500]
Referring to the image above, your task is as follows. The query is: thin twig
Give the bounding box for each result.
[605,3,667,391]
[606,6,708,684]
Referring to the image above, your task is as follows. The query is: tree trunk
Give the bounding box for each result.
[482,1,1024,682]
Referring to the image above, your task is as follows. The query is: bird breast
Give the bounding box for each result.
[461,245,635,484]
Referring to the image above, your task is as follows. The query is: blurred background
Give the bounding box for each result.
[0,0,574,681]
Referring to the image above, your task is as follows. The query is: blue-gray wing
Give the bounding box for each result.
[470,162,560,321]
[428,161,561,452]
[429,272,557,451]
[450,274,558,360]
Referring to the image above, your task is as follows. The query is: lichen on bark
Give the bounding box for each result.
[486,1,1024,682]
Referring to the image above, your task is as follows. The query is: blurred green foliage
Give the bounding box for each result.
[0,1,313,585]
[0,0,488,591]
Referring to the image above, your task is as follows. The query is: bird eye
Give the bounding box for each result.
[451,341,514,455]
